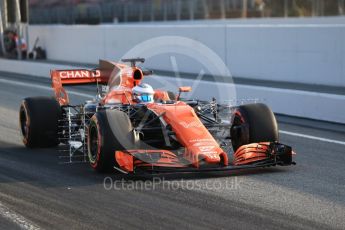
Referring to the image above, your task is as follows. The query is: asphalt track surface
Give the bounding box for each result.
[0,73,344,230]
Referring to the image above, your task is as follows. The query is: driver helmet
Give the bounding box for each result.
[132,83,154,103]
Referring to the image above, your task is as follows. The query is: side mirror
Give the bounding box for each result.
[179,86,192,92]
[177,86,192,100]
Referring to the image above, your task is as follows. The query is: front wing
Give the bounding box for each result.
[114,142,295,174]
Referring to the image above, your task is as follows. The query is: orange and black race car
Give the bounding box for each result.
[19,58,295,174]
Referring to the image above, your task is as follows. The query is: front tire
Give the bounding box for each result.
[88,110,138,172]
[19,97,62,148]
[230,103,278,151]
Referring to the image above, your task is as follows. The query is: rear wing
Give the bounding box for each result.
[50,68,112,106]
[50,59,146,105]
[50,59,124,85]
[50,69,108,85]
[50,60,122,105]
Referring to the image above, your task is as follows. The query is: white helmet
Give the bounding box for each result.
[132,83,154,103]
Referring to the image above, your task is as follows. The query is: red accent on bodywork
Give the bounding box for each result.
[154,90,171,101]
[115,151,134,172]
[179,86,192,92]
[51,70,70,105]
[51,69,107,85]
[233,142,271,165]
[50,60,144,106]
[102,89,134,105]
[115,150,187,173]
[147,102,228,167]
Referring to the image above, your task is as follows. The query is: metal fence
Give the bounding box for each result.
[29,0,345,24]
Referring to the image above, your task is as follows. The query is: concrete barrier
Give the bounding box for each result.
[0,59,78,77]
[226,25,345,86]
[28,25,227,75]
[27,17,345,87]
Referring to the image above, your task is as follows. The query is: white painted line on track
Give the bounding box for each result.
[0,78,93,99]
[280,130,345,146]
[0,202,39,230]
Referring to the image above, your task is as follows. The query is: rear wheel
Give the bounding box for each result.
[230,103,278,151]
[88,110,138,172]
[19,97,62,148]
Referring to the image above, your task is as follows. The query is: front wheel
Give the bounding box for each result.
[88,110,138,172]
[230,103,278,151]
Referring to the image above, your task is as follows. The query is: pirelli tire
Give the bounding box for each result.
[230,103,279,151]
[19,97,62,148]
[88,110,138,173]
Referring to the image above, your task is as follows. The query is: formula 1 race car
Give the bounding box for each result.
[19,58,295,174]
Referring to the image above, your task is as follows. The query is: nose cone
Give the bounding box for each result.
[189,145,226,166]
[201,153,221,164]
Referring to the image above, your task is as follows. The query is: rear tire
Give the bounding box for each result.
[231,103,278,151]
[19,97,62,148]
[88,110,138,172]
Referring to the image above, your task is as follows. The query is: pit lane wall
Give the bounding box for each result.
[1,17,345,123]
[27,17,345,87]
[0,58,344,124]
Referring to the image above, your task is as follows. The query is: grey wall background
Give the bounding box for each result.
[28,17,345,87]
